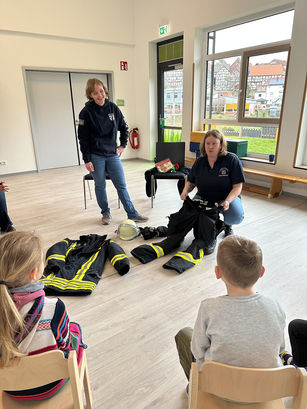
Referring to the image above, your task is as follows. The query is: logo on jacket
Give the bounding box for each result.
[108,113,115,121]
[219,167,229,176]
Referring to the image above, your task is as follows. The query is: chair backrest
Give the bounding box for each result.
[156,142,185,167]
[0,350,90,409]
[189,361,307,409]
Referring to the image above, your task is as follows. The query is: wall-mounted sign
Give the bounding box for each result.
[120,61,128,71]
[159,25,168,36]
[116,99,125,106]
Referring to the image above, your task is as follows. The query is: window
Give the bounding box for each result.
[203,10,294,161]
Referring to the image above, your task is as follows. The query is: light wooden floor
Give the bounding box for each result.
[3,160,307,409]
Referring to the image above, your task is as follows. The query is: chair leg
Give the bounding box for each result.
[83,179,87,210]
[87,180,92,200]
[83,354,93,409]
[151,175,155,208]
[68,353,85,409]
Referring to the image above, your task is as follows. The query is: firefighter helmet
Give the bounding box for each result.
[117,219,140,240]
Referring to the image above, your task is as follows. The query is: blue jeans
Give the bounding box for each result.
[222,196,244,226]
[91,154,139,219]
[193,194,244,226]
[0,190,12,229]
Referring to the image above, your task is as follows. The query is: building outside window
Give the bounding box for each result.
[203,10,294,161]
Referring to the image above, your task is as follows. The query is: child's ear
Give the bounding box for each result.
[215,265,222,279]
[29,268,38,281]
[260,266,265,278]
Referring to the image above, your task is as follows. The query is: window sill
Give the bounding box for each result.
[294,165,307,170]
[240,156,276,165]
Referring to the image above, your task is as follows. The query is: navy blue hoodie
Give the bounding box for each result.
[78,99,129,162]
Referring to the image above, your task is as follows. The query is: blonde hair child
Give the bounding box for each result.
[0,231,86,401]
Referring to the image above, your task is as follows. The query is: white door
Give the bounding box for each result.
[26,71,79,170]
[70,72,109,163]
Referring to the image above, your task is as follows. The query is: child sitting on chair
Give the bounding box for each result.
[175,235,286,382]
[0,231,86,401]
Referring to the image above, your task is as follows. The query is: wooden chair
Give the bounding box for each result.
[83,172,120,209]
[189,361,307,409]
[0,350,92,409]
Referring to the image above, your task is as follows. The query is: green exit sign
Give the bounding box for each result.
[159,25,168,36]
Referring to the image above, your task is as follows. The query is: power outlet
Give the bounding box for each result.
[0,160,7,165]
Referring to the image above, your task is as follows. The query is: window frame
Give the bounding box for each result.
[200,6,294,162]
[238,43,290,125]
[293,73,307,169]
[203,41,290,127]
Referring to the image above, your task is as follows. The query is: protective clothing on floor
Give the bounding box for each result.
[131,197,218,273]
[42,234,129,295]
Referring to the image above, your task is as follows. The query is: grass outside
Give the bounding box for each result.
[164,128,182,142]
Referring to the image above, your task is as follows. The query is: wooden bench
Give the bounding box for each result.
[243,167,307,198]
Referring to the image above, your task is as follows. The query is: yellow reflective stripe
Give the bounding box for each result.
[46,254,65,263]
[175,249,204,266]
[61,239,69,245]
[110,254,127,266]
[149,244,164,258]
[175,252,195,264]
[65,243,77,257]
[75,249,101,281]
[46,243,77,264]
[41,274,96,291]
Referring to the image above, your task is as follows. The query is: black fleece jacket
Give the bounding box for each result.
[78,99,129,162]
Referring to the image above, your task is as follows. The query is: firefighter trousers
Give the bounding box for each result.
[131,197,218,273]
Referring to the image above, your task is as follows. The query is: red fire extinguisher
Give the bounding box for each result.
[129,128,140,149]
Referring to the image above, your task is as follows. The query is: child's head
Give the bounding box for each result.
[0,231,43,367]
[0,231,43,288]
[216,235,263,289]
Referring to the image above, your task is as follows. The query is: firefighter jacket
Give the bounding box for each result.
[42,234,129,295]
[131,197,218,274]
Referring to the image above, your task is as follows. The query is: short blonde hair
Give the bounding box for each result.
[0,231,43,367]
[217,235,263,288]
[85,78,109,100]
[200,129,227,157]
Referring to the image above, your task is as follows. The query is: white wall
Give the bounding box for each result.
[0,0,136,174]
[0,0,135,44]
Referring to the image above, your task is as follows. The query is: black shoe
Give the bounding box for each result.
[204,239,216,255]
[1,225,16,234]
[224,225,233,237]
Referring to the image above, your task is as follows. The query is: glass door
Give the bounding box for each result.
[157,36,183,142]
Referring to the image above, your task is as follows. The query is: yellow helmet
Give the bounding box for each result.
[117,219,140,240]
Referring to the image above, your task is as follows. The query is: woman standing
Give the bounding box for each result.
[180,130,245,236]
[78,78,148,225]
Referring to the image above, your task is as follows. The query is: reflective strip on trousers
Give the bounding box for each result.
[174,249,204,265]
[149,244,164,258]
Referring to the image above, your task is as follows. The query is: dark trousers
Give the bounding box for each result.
[289,319,307,367]
[0,191,12,229]
[131,197,217,273]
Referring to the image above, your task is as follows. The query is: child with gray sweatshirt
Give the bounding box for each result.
[175,235,286,380]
